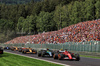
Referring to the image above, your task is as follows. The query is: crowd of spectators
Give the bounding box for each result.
[5,19,100,44]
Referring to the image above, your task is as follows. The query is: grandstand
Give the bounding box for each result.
[5,19,100,44]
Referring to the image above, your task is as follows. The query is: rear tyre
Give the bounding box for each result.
[11,48,14,51]
[53,53,58,59]
[22,51,24,54]
[38,52,41,57]
[22,50,26,54]
[34,50,37,54]
[75,54,80,61]
[0,50,3,54]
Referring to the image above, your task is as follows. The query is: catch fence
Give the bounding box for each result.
[0,41,100,52]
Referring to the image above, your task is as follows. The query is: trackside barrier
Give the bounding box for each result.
[0,41,100,52]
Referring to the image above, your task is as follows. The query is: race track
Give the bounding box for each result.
[5,50,100,66]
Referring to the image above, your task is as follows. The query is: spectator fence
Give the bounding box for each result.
[1,41,100,52]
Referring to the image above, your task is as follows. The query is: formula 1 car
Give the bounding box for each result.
[53,49,80,61]
[0,47,3,54]
[22,48,37,54]
[11,47,19,51]
[4,46,10,50]
[38,49,54,57]
[18,47,27,52]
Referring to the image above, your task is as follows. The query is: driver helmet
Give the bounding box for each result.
[47,48,49,50]
[60,48,63,51]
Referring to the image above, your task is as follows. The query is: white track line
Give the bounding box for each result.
[5,51,70,66]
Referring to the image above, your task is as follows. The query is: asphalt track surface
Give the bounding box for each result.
[5,50,100,66]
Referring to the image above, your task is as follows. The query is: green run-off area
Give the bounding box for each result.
[80,55,100,59]
[0,53,62,66]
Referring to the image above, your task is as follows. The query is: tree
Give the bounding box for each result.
[36,11,55,32]
[61,5,70,27]
[95,1,100,19]
[17,15,37,34]
[32,2,42,15]
[25,15,37,34]
[0,19,14,36]
[70,1,81,24]
[79,2,86,22]
[42,0,49,12]
[53,5,62,30]
[54,4,68,30]
[84,0,95,20]
[17,17,25,32]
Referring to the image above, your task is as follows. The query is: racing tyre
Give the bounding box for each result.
[0,50,3,54]
[22,51,26,54]
[2,51,3,54]
[34,50,37,54]
[38,52,41,57]
[22,51,24,54]
[53,53,58,59]
[75,54,80,61]
[41,51,45,57]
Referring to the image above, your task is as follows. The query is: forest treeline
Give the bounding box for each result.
[0,0,31,4]
[0,0,42,4]
[0,0,100,43]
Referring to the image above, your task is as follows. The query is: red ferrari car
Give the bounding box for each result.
[53,49,80,61]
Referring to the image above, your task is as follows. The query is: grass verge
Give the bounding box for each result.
[80,55,100,59]
[0,52,62,66]
[71,51,100,59]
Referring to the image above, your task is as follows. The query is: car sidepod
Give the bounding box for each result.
[32,49,37,54]
[58,53,64,60]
